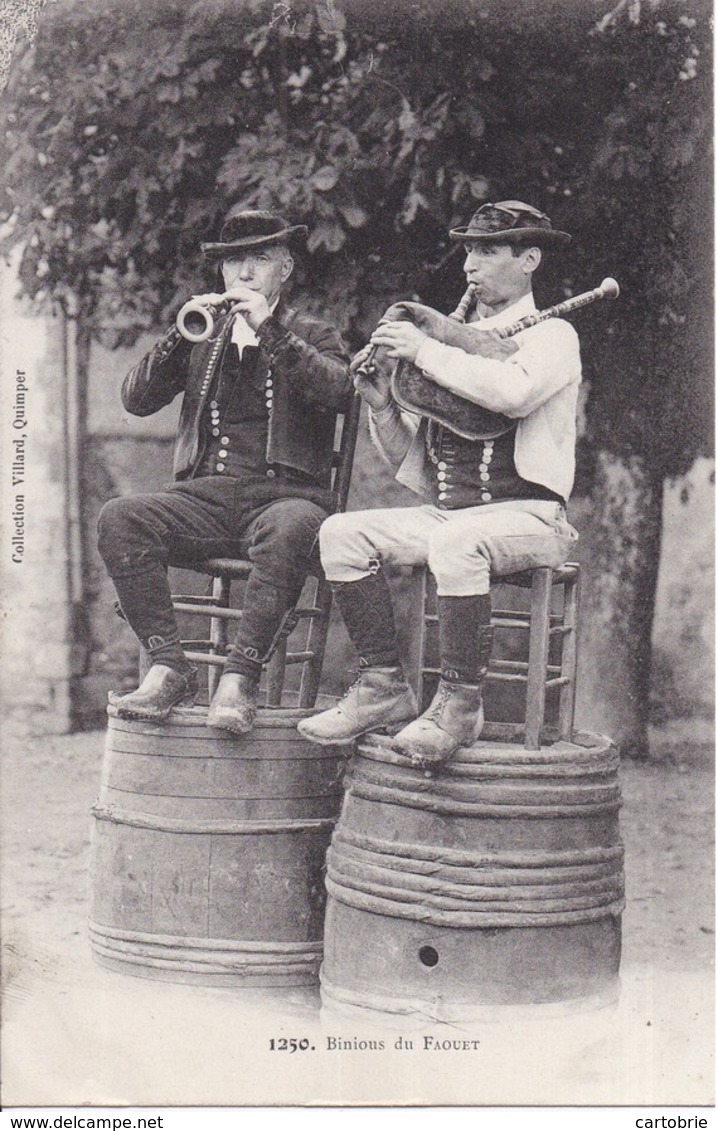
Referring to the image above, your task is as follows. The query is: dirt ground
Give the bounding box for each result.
[1,715,714,1109]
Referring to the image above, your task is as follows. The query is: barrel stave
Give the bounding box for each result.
[89,705,349,986]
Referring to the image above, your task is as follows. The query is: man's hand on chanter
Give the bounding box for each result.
[369,320,428,363]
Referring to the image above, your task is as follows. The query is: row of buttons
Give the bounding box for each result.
[436,456,450,503]
[155,325,183,363]
[199,338,223,399]
[209,364,275,476]
[478,440,494,502]
[428,433,496,505]
[210,399,226,472]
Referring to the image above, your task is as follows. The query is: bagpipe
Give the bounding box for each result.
[356,278,619,440]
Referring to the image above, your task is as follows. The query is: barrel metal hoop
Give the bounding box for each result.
[333,825,624,872]
[348,766,620,804]
[325,877,625,928]
[90,949,318,978]
[91,802,337,835]
[90,941,320,977]
[89,922,322,977]
[321,973,443,1021]
[444,755,620,780]
[89,920,322,957]
[327,862,624,910]
[107,728,349,762]
[327,856,624,914]
[358,733,619,772]
[347,780,621,818]
[331,831,625,888]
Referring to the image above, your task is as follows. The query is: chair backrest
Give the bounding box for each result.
[330,391,361,515]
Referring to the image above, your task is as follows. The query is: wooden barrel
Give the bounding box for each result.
[89,703,350,987]
[321,731,624,1021]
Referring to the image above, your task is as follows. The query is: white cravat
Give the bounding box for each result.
[230,297,279,357]
[230,314,258,357]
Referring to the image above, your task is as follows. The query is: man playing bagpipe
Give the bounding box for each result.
[299,201,581,766]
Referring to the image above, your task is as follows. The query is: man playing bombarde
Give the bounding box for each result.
[98,209,350,733]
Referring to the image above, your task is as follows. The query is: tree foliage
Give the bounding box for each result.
[1,0,712,478]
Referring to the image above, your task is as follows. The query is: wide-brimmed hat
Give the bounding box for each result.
[449,201,571,247]
[201,210,308,259]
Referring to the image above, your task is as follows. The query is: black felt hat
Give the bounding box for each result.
[201,210,308,259]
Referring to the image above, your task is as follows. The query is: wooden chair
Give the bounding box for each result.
[416,563,580,750]
[171,393,361,708]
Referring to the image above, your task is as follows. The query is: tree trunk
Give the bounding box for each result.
[575,449,664,760]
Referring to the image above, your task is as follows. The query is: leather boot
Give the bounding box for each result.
[297,665,417,746]
[206,673,259,735]
[393,594,493,766]
[109,664,198,721]
[392,679,484,766]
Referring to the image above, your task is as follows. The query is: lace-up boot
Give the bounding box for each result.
[393,679,484,765]
[297,664,417,745]
[298,572,415,744]
[393,595,493,766]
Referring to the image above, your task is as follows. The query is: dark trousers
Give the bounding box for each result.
[97,477,327,680]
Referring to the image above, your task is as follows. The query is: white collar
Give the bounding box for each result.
[473,292,537,331]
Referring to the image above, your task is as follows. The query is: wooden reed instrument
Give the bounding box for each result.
[176,297,231,343]
[447,281,479,322]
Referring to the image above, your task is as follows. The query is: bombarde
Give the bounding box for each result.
[176,297,231,343]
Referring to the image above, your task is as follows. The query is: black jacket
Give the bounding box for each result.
[121,300,351,485]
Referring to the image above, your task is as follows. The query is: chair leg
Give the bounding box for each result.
[557,569,580,741]
[208,575,231,699]
[266,638,288,706]
[416,568,440,712]
[525,568,552,750]
[298,578,332,709]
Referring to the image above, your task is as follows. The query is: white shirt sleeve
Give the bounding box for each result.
[367,401,419,469]
[413,318,582,418]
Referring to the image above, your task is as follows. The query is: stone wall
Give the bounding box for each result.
[1,261,75,733]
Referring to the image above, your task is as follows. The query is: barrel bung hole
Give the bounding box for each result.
[419,945,439,968]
